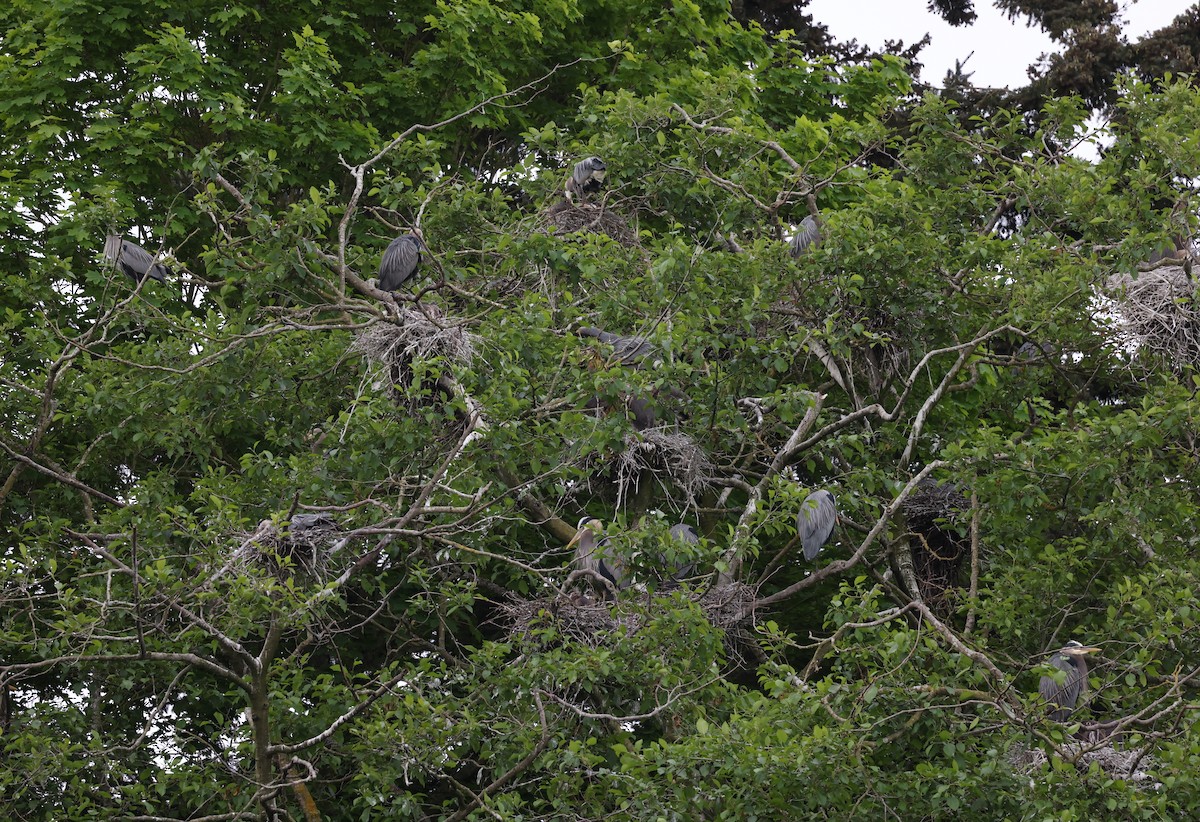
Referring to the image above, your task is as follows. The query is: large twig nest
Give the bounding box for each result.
[214,515,346,585]
[1010,740,1159,787]
[352,304,479,371]
[502,581,757,651]
[543,198,638,247]
[903,478,969,613]
[614,428,713,508]
[1107,264,1200,371]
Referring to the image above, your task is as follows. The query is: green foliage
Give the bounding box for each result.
[4,1,1200,819]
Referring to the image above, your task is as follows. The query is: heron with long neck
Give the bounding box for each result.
[567,517,628,596]
[1039,641,1101,721]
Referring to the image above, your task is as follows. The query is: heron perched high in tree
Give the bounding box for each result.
[103,234,171,283]
[797,490,837,561]
[378,233,423,292]
[567,517,629,596]
[565,156,607,201]
[788,215,821,257]
[1039,641,1101,721]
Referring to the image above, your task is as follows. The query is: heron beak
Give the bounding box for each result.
[1068,646,1102,656]
[565,530,582,550]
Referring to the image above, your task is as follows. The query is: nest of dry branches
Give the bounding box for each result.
[1010,740,1159,787]
[352,304,479,371]
[502,581,757,648]
[613,428,714,508]
[217,516,345,584]
[543,198,639,247]
[903,478,968,523]
[1106,264,1200,371]
[903,478,970,613]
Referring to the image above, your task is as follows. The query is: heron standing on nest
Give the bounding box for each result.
[567,517,629,597]
[566,156,606,202]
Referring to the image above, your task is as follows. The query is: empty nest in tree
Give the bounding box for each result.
[903,478,970,612]
[1107,264,1200,371]
[543,198,638,247]
[613,428,714,508]
[352,304,479,371]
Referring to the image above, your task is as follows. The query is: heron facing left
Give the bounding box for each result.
[567,516,629,596]
[103,235,171,283]
[565,156,607,202]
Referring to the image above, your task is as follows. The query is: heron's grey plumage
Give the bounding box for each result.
[797,490,837,561]
[578,326,659,367]
[1039,641,1099,721]
[661,523,699,582]
[566,156,607,200]
[103,234,170,283]
[789,216,821,257]
[669,523,699,544]
[1016,340,1056,362]
[378,234,422,292]
[569,517,628,595]
[288,513,337,534]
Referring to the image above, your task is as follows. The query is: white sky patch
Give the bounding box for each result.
[806,1,1195,90]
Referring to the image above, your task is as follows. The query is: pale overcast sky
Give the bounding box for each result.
[807,0,1197,89]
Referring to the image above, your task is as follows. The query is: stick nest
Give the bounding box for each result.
[1010,739,1159,787]
[613,428,714,508]
[543,198,638,247]
[1107,264,1200,371]
[903,478,970,613]
[902,477,969,525]
[218,516,344,584]
[501,582,757,650]
[351,304,479,370]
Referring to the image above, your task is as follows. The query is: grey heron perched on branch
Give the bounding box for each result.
[577,326,660,368]
[378,233,423,292]
[1039,641,1101,721]
[103,234,171,283]
[788,215,821,258]
[565,156,606,202]
[567,517,629,596]
[797,490,837,561]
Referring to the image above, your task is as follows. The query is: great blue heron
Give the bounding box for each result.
[797,490,837,561]
[661,522,699,583]
[103,234,170,283]
[577,326,660,368]
[788,216,821,257]
[378,233,423,292]
[1015,340,1056,363]
[565,156,606,201]
[288,513,337,534]
[567,517,629,595]
[1039,641,1101,721]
